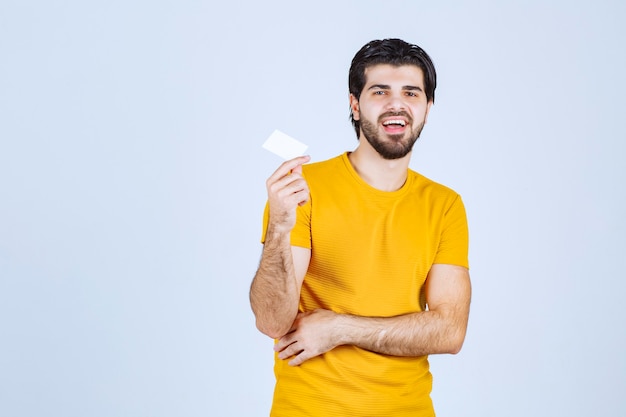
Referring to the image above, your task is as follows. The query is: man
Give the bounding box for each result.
[250,38,471,417]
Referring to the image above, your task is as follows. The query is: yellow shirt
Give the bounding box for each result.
[262,153,469,417]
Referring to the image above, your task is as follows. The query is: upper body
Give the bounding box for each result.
[249,38,471,417]
[260,153,469,415]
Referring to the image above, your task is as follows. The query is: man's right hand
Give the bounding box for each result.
[266,155,311,234]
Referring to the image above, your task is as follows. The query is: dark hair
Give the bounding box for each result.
[348,38,437,138]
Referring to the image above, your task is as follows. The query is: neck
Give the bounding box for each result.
[348,140,411,192]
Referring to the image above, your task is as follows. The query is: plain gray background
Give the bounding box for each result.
[1,1,624,416]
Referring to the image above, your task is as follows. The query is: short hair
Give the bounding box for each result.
[348,38,437,138]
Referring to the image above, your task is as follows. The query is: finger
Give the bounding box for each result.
[268,183,310,211]
[274,339,287,353]
[278,343,302,360]
[270,173,308,197]
[274,332,296,352]
[266,172,308,205]
[271,156,309,181]
[289,350,309,366]
[291,163,303,175]
[268,155,310,184]
[286,189,310,208]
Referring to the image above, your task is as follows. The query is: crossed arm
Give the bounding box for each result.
[251,239,471,366]
[272,260,471,366]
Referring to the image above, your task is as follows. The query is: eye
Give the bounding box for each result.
[373,90,386,95]
[405,91,417,97]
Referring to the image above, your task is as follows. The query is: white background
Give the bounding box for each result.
[1,1,624,416]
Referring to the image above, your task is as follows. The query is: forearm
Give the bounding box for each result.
[337,308,468,356]
[275,265,471,365]
[250,228,300,338]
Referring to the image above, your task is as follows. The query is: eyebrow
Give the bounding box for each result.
[367,84,424,92]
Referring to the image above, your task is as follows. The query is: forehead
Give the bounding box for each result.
[363,64,425,89]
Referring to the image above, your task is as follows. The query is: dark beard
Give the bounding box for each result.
[360,113,425,160]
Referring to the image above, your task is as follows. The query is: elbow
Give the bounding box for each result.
[448,341,463,355]
[439,310,469,355]
[446,331,467,355]
[250,300,297,339]
[255,319,291,340]
[250,299,295,339]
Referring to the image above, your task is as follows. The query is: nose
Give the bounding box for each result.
[383,92,407,112]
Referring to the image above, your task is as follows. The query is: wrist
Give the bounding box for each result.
[334,314,386,351]
[265,224,292,242]
[334,313,356,346]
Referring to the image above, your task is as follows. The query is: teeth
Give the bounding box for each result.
[383,120,406,127]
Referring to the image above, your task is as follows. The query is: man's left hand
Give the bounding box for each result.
[274,309,342,366]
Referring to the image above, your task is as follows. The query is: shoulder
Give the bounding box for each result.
[407,169,465,213]
[301,153,347,180]
[408,169,459,198]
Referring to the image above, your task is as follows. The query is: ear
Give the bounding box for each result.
[349,94,360,121]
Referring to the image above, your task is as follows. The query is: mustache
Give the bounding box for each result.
[378,111,413,124]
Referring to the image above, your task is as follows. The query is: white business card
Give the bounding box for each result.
[262,130,308,160]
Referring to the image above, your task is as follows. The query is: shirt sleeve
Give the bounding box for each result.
[433,194,470,269]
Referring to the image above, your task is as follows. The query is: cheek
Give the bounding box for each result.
[356,104,378,122]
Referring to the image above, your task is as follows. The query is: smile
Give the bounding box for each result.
[382,119,406,127]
